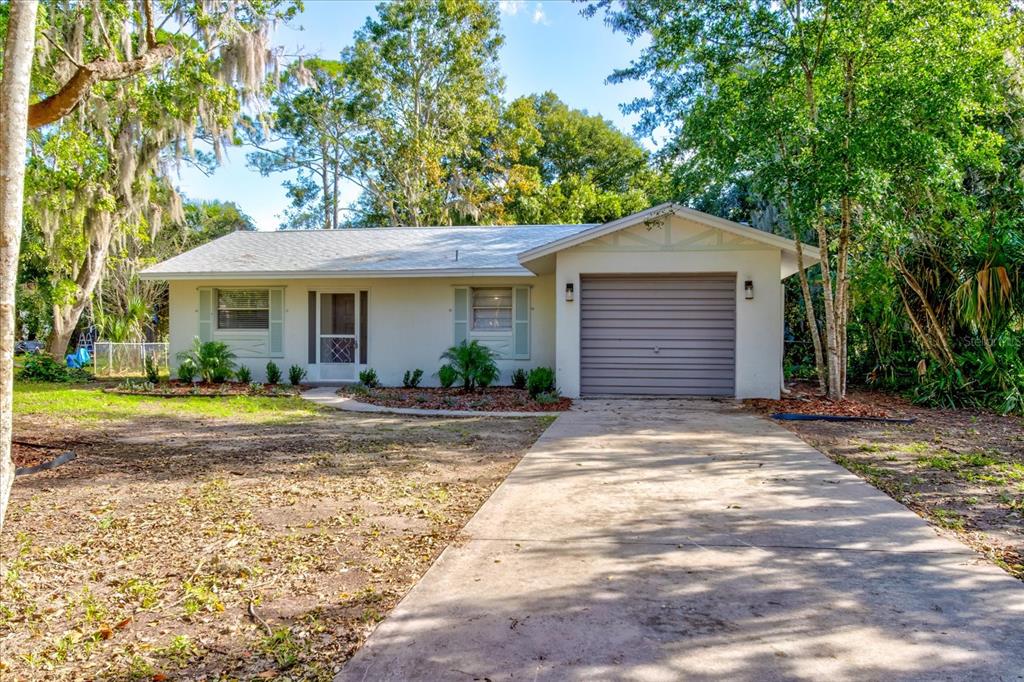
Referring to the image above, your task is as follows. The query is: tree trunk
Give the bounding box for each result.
[47,205,120,360]
[0,0,39,534]
[794,233,826,393]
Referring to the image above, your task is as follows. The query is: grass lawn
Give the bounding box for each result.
[748,385,1024,579]
[2,382,552,680]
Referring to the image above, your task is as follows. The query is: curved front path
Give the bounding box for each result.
[337,399,1024,681]
[301,386,562,418]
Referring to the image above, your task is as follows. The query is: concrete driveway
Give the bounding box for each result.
[338,400,1024,681]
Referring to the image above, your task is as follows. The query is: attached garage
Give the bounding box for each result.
[580,274,736,396]
[516,203,821,400]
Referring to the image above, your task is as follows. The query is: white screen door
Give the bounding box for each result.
[318,292,358,381]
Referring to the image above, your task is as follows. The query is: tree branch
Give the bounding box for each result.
[27,0,175,129]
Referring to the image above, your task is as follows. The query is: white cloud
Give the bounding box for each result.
[498,0,526,16]
[532,2,548,25]
[500,0,549,25]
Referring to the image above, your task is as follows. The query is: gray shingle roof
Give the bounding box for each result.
[141,224,596,279]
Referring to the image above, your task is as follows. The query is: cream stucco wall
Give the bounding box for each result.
[168,275,556,386]
[552,214,784,400]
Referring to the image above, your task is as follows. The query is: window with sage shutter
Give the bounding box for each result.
[217,289,270,330]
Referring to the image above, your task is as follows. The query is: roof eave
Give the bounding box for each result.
[138,267,539,281]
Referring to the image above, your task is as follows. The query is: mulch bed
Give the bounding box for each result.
[746,383,901,418]
[104,381,303,398]
[340,386,571,412]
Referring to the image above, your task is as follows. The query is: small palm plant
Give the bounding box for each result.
[439,340,499,391]
[176,337,236,383]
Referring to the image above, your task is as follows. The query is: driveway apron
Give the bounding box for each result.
[338,399,1024,682]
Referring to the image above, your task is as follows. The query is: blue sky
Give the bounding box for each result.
[173,0,651,230]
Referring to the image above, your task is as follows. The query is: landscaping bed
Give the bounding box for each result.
[104,380,303,398]
[340,385,572,412]
[746,383,1024,579]
[3,382,551,680]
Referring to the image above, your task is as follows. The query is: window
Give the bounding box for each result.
[472,287,512,331]
[217,289,269,330]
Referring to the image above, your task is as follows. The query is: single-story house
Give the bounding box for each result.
[141,203,819,399]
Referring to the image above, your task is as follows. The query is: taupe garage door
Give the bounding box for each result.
[580,274,736,396]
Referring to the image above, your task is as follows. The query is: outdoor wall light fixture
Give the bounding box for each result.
[565,282,575,302]
[744,279,754,300]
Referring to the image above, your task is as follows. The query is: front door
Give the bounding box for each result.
[318,292,359,381]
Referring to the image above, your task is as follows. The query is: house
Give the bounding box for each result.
[140,203,819,399]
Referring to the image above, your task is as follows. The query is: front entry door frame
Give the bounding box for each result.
[315,289,361,382]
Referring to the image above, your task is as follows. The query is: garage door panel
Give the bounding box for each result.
[580,275,736,396]
[577,366,737,376]
[581,328,735,341]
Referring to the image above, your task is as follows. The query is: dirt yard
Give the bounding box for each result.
[747,384,1024,579]
[2,385,551,680]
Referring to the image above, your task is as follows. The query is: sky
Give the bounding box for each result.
[172,0,652,231]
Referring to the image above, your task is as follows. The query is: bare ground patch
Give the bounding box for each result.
[1,406,551,680]
[746,384,1024,579]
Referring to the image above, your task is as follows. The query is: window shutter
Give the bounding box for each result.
[513,286,530,359]
[269,288,284,355]
[307,291,317,364]
[198,288,213,342]
[453,287,469,345]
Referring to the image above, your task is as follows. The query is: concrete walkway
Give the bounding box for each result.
[338,399,1024,682]
[301,386,560,418]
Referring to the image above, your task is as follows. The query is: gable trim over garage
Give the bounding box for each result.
[517,203,821,268]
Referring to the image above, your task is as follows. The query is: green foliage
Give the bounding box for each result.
[403,369,424,388]
[533,391,561,406]
[265,361,283,385]
[526,367,556,399]
[439,341,499,391]
[510,368,528,390]
[17,355,90,383]
[235,365,252,384]
[176,360,197,383]
[175,338,237,384]
[358,368,380,388]
[144,353,160,384]
[437,364,458,389]
[288,365,307,386]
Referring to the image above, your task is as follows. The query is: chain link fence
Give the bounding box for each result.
[92,341,169,378]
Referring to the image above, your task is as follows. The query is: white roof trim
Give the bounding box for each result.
[516,202,821,264]
[139,267,538,281]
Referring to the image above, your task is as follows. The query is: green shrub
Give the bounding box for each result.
[18,355,90,383]
[176,338,236,383]
[526,367,556,398]
[359,368,380,387]
[437,364,458,388]
[288,364,307,386]
[511,368,528,390]
[265,361,282,385]
[534,391,561,405]
[439,340,499,391]
[235,365,252,383]
[144,353,161,384]
[403,368,424,388]
[176,360,197,383]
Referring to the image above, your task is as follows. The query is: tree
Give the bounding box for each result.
[0,0,39,533]
[485,92,663,224]
[344,0,505,226]
[589,0,1019,399]
[248,59,358,230]
[21,0,295,360]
